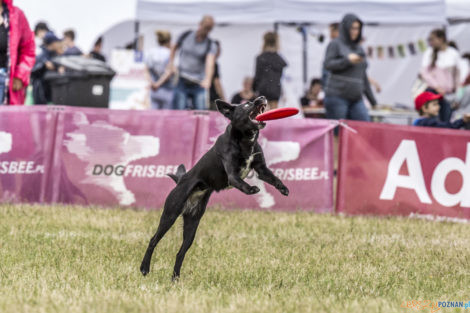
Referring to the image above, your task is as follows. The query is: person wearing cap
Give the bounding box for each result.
[31,31,64,104]
[413,91,470,128]
[0,0,35,105]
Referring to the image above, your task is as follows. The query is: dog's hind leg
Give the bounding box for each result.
[172,190,212,281]
[140,189,186,276]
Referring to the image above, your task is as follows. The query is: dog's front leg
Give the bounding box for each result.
[223,162,259,195]
[254,165,289,196]
[252,153,289,196]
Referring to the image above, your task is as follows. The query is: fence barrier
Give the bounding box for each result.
[0,106,335,212]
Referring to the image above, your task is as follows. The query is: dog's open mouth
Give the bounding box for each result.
[249,103,267,122]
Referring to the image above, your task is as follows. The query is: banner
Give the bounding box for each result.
[203,112,336,212]
[0,106,335,212]
[0,107,57,203]
[51,108,197,208]
[337,120,470,219]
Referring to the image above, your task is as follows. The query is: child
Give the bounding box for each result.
[413,91,470,128]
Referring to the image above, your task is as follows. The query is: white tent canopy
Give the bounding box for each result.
[447,0,470,21]
[15,0,465,52]
[137,0,447,24]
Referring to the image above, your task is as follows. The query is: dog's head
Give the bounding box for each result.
[216,96,267,132]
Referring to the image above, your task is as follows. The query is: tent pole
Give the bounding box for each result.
[134,21,140,50]
[301,25,308,89]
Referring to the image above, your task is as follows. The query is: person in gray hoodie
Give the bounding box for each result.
[323,13,377,124]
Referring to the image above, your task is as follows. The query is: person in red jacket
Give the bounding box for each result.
[0,0,35,105]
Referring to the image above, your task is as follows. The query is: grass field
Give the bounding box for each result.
[0,204,469,313]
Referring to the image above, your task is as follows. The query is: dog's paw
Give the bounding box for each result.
[172,272,180,282]
[278,185,289,196]
[140,263,150,276]
[246,186,260,195]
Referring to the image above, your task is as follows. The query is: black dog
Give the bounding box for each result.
[140,96,289,280]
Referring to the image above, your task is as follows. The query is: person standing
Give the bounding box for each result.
[31,32,63,104]
[253,32,287,110]
[89,36,106,63]
[323,13,377,125]
[209,40,225,110]
[321,23,339,86]
[420,29,461,122]
[0,0,35,105]
[63,29,82,56]
[168,15,217,110]
[33,21,48,57]
[145,30,174,110]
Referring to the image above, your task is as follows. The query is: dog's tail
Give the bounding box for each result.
[167,164,186,184]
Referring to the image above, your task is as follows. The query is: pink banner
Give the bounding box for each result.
[337,120,470,219]
[51,108,198,208]
[201,112,335,211]
[0,106,333,211]
[0,106,56,203]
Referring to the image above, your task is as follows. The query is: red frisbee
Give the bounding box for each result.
[255,107,299,121]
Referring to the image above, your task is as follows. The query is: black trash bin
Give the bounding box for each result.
[44,56,115,108]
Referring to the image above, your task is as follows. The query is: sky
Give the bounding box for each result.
[15,0,137,52]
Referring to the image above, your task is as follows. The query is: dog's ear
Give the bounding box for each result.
[216,100,235,120]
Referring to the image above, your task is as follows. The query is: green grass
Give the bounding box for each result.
[0,204,469,313]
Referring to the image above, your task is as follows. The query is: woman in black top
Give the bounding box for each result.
[253,32,287,110]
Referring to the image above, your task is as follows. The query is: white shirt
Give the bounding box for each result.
[421,46,463,92]
[421,46,461,69]
[35,37,43,56]
[145,46,171,80]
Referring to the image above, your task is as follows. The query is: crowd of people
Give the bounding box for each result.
[31,23,107,105]
[0,0,107,106]
[143,15,287,112]
[144,14,382,121]
[143,13,470,132]
[1,3,470,131]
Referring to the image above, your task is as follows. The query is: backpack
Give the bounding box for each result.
[176,30,213,61]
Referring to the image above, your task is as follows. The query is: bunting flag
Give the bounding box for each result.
[408,42,416,55]
[418,40,427,52]
[377,46,384,59]
[397,44,405,58]
[364,40,426,60]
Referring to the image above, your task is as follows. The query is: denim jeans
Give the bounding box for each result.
[0,68,7,105]
[324,95,370,121]
[324,95,370,135]
[173,77,207,110]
